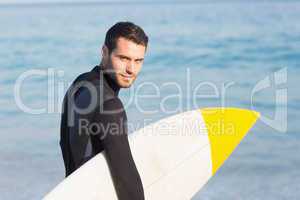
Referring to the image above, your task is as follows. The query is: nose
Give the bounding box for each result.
[126,61,134,75]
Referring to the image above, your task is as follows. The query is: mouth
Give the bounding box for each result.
[120,74,133,80]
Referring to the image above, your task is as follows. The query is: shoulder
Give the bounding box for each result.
[73,68,100,85]
[67,68,100,97]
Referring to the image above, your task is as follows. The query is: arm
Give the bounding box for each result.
[94,98,145,200]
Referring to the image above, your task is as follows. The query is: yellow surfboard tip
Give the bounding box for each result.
[200,107,260,174]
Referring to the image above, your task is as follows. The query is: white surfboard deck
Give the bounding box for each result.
[44,107,259,200]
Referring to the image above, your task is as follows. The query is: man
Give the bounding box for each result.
[60,21,148,200]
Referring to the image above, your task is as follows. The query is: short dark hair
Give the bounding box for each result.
[104,21,149,54]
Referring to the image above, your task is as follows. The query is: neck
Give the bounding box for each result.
[97,63,120,96]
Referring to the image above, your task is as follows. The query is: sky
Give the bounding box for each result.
[0,0,296,5]
[0,0,144,4]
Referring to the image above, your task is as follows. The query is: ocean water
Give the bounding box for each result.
[0,1,300,200]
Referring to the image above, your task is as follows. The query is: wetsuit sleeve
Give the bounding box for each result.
[66,87,96,175]
[93,98,145,200]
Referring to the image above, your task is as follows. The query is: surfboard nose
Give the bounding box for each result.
[200,108,260,174]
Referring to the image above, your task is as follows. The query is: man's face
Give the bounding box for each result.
[102,37,146,88]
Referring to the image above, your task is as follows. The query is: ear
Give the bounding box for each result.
[102,45,109,58]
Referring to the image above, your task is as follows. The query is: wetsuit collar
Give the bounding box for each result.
[92,64,120,96]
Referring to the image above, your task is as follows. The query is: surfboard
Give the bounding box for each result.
[44,107,260,200]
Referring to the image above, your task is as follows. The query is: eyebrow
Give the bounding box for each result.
[117,54,144,61]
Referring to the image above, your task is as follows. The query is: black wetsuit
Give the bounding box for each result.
[59,65,144,200]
